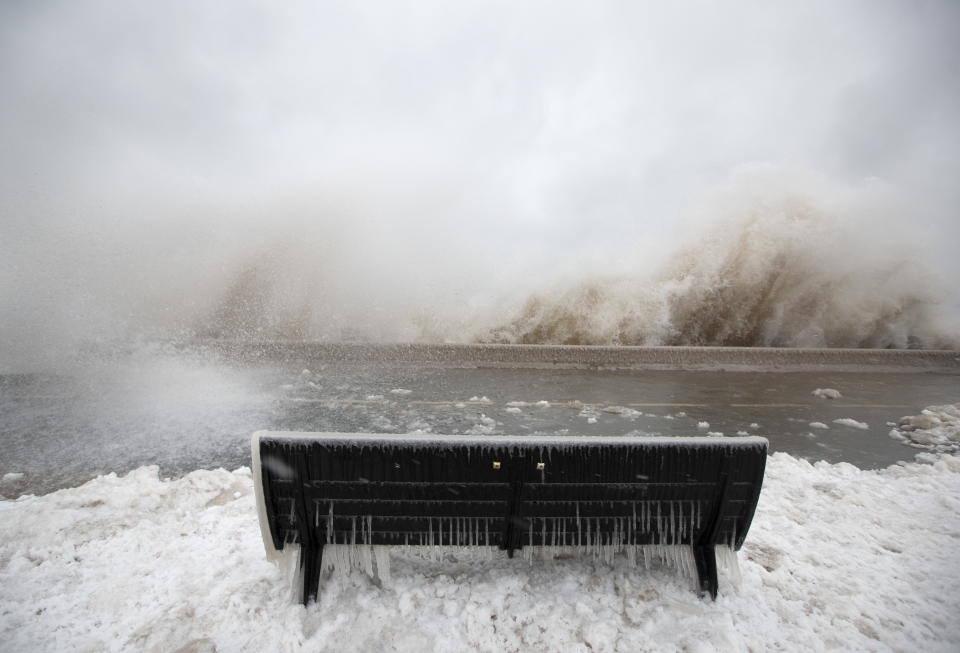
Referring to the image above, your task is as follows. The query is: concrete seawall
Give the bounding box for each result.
[189,342,960,373]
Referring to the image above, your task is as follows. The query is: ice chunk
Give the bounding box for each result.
[812,388,842,399]
[405,418,432,434]
[833,418,868,430]
[603,406,642,418]
[890,403,960,450]
[808,422,829,430]
[697,421,710,429]
[390,388,412,395]
[465,414,499,435]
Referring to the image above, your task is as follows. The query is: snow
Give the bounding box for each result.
[3,453,959,651]
[504,407,523,414]
[833,418,869,430]
[390,389,413,395]
[1,473,24,483]
[812,388,842,399]
[808,422,829,430]
[255,432,766,449]
[697,421,710,429]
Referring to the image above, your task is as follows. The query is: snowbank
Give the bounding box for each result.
[2,454,959,652]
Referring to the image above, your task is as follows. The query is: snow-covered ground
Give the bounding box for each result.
[2,451,959,652]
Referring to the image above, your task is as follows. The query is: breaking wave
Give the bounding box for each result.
[480,178,958,349]
[144,171,960,350]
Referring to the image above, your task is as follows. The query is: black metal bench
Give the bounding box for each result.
[252,431,767,604]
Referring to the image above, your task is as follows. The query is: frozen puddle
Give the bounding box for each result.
[2,453,959,651]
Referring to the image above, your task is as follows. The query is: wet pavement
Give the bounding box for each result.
[1,354,957,495]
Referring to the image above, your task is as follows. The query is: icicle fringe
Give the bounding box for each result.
[314,543,740,589]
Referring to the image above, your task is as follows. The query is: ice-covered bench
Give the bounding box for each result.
[252,431,767,604]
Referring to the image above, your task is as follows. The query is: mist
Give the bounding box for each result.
[2,1,959,369]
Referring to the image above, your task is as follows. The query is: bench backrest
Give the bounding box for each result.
[253,432,767,602]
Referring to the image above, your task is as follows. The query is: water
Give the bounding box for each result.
[2,352,955,496]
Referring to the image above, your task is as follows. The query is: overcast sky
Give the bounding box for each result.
[1,1,958,357]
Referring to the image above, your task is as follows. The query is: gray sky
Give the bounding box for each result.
[1,1,959,357]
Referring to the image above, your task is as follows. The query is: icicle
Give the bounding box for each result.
[678,502,685,545]
[576,502,582,548]
[654,503,661,545]
[716,545,742,585]
[584,517,591,559]
[595,518,601,561]
[327,503,334,545]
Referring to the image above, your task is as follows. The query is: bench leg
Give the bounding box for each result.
[299,542,324,606]
[693,545,718,600]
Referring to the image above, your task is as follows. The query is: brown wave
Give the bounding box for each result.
[480,204,955,349]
